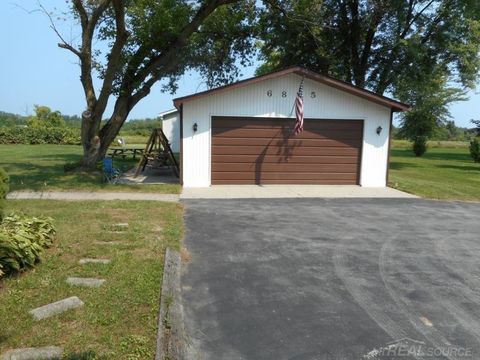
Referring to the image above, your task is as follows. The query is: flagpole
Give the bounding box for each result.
[292,76,305,136]
[289,76,305,118]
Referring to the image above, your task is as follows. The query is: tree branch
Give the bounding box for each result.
[72,0,88,29]
[401,0,435,38]
[95,0,129,120]
[58,42,82,57]
[421,0,454,44]
[125,0,238,92]
[75,0,113,110]
[38,3,82,57]
[359,11,381,86]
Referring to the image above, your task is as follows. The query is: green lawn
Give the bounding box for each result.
[0,145,180,193]
[0,200,183,359]
[389,147,480,201]
[392,139,470,149]
[1,143,478,201]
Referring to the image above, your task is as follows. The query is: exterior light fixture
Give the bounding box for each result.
[193,123,198,133]
[376,126,383,135]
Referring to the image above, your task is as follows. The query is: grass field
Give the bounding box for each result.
[0,143,478,200]
[392,139,470,149]
[0,200,183,359]
[389,147,480,201]
[0,145,180,193]
[116,135,149,145]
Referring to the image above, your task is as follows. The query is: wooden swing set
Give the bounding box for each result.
[134,128,179,178]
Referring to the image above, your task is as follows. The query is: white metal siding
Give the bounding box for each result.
[182,73,391,187]
[162,113,180,153]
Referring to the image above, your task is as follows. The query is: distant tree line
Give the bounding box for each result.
[50,114,163,135]
[2,105,477,143]
[393,121,477,142]
[0,111,28,127]
[0,106,162,144]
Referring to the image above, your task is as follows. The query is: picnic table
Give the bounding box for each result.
[108,147,145,160]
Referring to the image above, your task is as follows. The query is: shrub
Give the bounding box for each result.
[412,136,428,157]
[0,168,8,221]
[0,213,55,278]
[0,126,80,145]
[470,137,480,163]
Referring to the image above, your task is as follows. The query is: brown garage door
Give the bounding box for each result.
[211,117,363,185]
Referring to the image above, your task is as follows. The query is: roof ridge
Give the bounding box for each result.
[173,67,410,112]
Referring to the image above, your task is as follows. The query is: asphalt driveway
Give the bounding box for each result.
[181,199,480,360]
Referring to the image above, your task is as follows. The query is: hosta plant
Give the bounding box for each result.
[0,213,55,278]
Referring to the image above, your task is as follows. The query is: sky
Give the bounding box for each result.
[0,1,478,127]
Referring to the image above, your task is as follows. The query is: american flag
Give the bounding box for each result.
[293,79,304,135]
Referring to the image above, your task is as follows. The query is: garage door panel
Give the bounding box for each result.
[212,138,362,148]
[213,118,363,130]
[212,145,360,156]
[212,137,361,146]
[211,117,362,185]
[211,155,359,164]
[212,172,357,181]
[212,128,362,140]
[212,163,358,173]
[212,179,358,184]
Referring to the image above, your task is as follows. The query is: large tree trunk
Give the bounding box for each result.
[80,110,102,169]
[80,98,130,169]
[61,0,236,170]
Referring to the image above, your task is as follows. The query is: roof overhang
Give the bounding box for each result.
[173,66,410,112]
[159,108,179,119]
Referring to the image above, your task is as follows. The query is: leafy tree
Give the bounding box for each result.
[62,114,83,128]
[258,0,480,94]
[46,0,256,168]
[27,106,66,128]
[396,70,465,155]
[257,0,480,156]
[0,111,27,127]
[472,119,480,136]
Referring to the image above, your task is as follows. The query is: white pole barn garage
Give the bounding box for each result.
[171,67,410,188]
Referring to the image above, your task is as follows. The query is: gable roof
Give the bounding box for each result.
[173,66,410,112]
[159,108,178,119]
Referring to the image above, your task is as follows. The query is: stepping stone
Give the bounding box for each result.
[29,296,84,321]
[1,346,63,360]
[79,258,111,265]
[114,223,129,228]
[93,241,123,246]
[66,277,106,288]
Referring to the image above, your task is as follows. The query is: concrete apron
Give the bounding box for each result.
[180,185,418,199]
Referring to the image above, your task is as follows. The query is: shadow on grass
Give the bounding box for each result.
[0,334,10,345]
[389,161,419,170]
[25,153,82,162]
[435,164,480,172]
[423,152,471,162]
[63,351,108,360]
[6,162,101,191]
[390,149,411,157]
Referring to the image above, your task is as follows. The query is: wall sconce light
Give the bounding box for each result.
[376,126,383,135]
[193,123,198,133]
